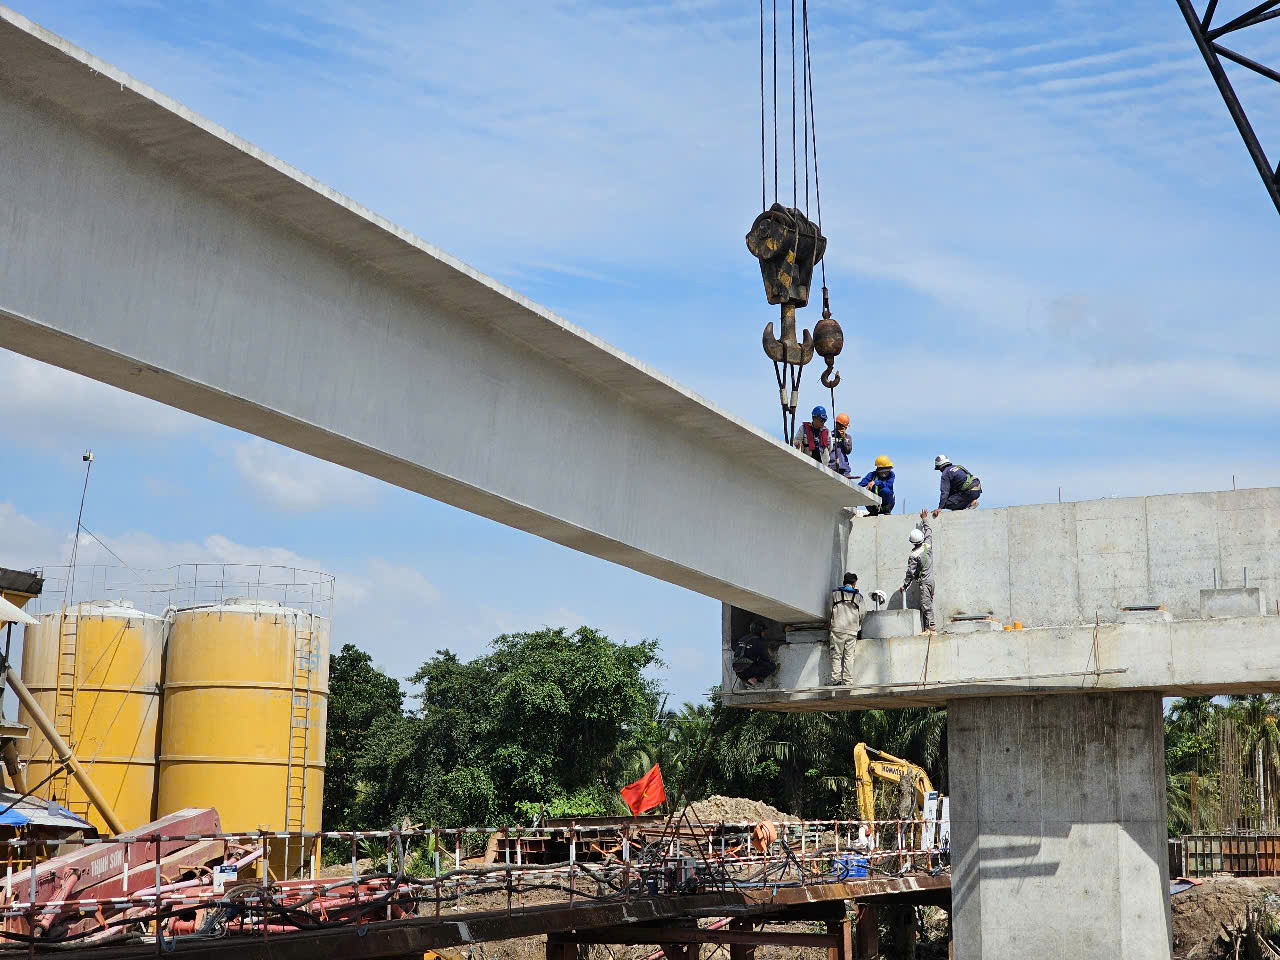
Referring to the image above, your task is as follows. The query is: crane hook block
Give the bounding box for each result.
[745,204,827,308]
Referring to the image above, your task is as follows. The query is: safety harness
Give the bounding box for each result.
[910,543,930,581]
[952,464,979,491]
[802,422,830,461]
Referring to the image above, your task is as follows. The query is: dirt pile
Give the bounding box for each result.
[1172,877,1280,958]
[682,796,796,824]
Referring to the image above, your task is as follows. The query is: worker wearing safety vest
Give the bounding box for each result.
[858,456,896,515]
[901,510,936,632]
[794,406,831,465]
[828,572,863,684]
[828,413,853,477]
[932,454,982,515]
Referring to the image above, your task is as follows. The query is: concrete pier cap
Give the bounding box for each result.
[722,486,1280,707]
[720,487,1280,959]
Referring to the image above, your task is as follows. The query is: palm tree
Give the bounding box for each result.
[1226,695,1280,829]
[1167,698,1220,773]
[610,700,715,814]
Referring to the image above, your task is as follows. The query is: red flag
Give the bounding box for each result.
[620,763,666,816]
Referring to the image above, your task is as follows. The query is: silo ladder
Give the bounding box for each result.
[284,625,315,873]
[51,612,80,811]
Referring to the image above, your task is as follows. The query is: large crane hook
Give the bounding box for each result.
[746,203,842,442]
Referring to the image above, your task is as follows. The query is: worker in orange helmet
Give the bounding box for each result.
[828,412,853,477]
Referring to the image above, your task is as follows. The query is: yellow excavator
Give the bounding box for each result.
[853,742,935,823]
[852,742,949,869]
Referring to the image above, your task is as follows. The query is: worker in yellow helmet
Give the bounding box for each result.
[857,455,896,515]
[828,412,853,477]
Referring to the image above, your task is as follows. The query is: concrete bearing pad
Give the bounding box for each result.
[861,609,921,638]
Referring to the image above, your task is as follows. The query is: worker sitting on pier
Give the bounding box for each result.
[932,454,981,514]
[828,572,863,684]
[901,511,936,633]
[858,456,896,514]
[731,620,783,687]
[793,406,831,465]
[828,413,853,477]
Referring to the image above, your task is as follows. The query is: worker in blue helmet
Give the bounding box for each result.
[793,405,831,465]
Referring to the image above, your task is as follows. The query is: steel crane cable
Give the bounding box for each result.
[791,0,797,206]
[802,0,825,289]
[802,1,809,216]
[773,0,778,201]
[759,0,766,211]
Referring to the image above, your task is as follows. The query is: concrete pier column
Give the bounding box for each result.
[948,692,1171,959]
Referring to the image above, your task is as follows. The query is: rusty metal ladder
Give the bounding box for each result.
[282,618,315,875]
[50,610,86,816]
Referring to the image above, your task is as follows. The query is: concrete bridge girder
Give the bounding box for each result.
[0,7,873,624]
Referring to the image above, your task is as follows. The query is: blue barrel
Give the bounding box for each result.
[831,855,869,879]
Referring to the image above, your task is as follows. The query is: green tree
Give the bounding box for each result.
[323,644,406,831]
[339,626,662,829]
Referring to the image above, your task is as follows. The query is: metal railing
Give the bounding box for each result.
[0,818,949,948]
[26,564,334,620]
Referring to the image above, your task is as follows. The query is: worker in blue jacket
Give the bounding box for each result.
[932,454,982,514]
[858,456,896,515]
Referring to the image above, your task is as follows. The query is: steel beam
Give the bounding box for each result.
[1175,0,1280,215]
[552,928,838,948]
[855,905,879,959]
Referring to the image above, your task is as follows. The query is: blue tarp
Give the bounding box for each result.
[0,792,92,829]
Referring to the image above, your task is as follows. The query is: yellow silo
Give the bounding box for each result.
[157,601,329,877]
[18,602,167,832]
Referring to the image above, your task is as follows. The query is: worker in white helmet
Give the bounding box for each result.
[932,454,982,515]
[901,509,936,632]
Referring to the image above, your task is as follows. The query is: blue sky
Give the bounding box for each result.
[2,0,1279,705]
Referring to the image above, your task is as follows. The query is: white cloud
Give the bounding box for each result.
[0,505,659,691]
[232,439,380,512]
[0,503,62,570]
[0,350,196,444]
[0,502,426,669]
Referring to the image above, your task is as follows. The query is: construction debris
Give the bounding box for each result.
[682,796,796,825]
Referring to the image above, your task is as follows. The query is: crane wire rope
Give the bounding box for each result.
[772,0,778,202]
[802,0,825,290]
[756,0,824,230]
[791,0,797,207]
[802,2,809,217]
[759,0,766,211]
[756,0,834,437]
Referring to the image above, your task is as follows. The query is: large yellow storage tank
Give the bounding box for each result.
[157,601,329,877]
[18,602,167,833]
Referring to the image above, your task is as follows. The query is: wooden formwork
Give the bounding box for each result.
[1181,834,1280,877]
